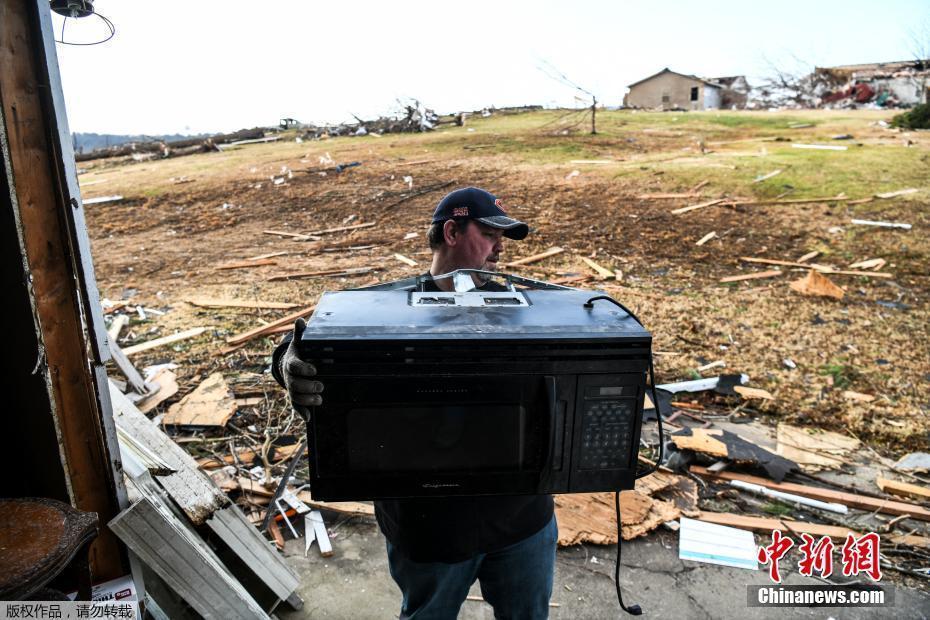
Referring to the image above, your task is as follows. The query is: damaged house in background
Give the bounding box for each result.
[750,58,930,109]
[624,68,750,110]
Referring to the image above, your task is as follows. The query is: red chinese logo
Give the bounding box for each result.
[757,530,794,583]
[841,533,882,581]
[758,531,883,583]
[798,534,834,578]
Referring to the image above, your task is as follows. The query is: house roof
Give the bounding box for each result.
[627,68,724,89]
[816,59,930,73]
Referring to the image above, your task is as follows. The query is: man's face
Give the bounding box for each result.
[449,221,505,272]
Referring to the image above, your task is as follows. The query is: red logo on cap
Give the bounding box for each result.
[453,207,469,217]
[494,198,507,213]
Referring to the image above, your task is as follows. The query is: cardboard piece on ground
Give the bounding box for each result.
[554,491,680,545]
[164,373,237,427]
[136,369,179,414]
[775,423,859,470]
[672,428,798,481]
[790,270,844,300]
[679,517,758,570]
[876,477,930,502]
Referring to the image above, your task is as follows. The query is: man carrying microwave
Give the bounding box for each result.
[272,187,557,619]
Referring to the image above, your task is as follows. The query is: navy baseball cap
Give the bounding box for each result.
[431,187,529,240]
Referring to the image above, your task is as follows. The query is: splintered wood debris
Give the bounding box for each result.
[775,423,859,471]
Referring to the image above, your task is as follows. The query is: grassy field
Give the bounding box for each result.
[79,108,930,452]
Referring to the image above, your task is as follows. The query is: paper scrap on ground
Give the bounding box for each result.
[679,517,758,570]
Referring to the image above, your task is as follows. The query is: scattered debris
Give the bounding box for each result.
[672,429,798,481]
[267,266,378,282]
[720,270,782,283]
[502,246,564,267]
[671,199,725,215]
[84,195,124,205]
[797,251,820,263]
[843,390,875,403]
[851,219,912,230]
[848,258,887,270]
[730,479,849,514]
[752,169,782,184]
[226,305,316,346]
[875,188,918,199]
[580,256,613,279]
[791,143,848,151]
[789,270,845,300]
[733,386,774,400]
[216,258,279,270]
[695,231,716,246]
[393,253,418,267]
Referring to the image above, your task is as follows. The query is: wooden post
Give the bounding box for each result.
[591,96,597,135]
[0,0,128,579]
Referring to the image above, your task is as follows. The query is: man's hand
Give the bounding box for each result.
[280,318,323,420]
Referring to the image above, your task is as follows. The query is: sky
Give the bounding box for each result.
[53,0,929,136]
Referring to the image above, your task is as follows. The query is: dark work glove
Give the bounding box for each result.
[280,318,323,420]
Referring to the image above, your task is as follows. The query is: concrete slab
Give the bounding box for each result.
[276,516,930,619]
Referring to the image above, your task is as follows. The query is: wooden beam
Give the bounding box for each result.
[671,199,726,215]
[123,327,209,356]
[184,297,298,310]
[226,304,317,346]
[305,221,376,236]
[1,0,126,579]
[502,246,564,267]
[580,256,613,279]
[691,466,930,521]
[697,511,929,547]
[876,477,930,502]
[740,257,893,278]
[719,270,782,283]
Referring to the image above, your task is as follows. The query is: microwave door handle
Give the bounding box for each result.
[543,375,557,472]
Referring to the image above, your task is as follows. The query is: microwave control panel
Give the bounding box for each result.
[578,397,634,470]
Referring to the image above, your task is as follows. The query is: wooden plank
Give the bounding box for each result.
[216,258,278,270]
[876,477,930,502]
[206,506,300,603]
[83,195,124,205]
[502,246,564,267]
[752,169,782,184]
[268,521,286,551]
[579,256,613,279]
[733,386,774,400]
[671,198,725,215]
[3,0,125,580]
[109,474,270,619]
[691,466,930,521]
[107,314,129,342]
[295,490,375,516]
[695,231,716,246]
[739,257,893,278]
[797,251,820,264]
[697,511,929,547]
[163,373,237,427]
[307,510,333,557]
[637,192,699,199]
[851,219,912,230]
[136,369,179,414]
[393,253,418,267]
[305,222,376,236]
[226,304,316,346]
[720,270,782,283]
[263,230,320,241]
[267,267,375,282]
[108,339,148,394]
[247,250,290,261]
[123,327,208,356]
[110,383,229,524]
[184,297,298,310]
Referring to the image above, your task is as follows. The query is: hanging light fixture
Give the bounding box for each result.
[50,0,115,45]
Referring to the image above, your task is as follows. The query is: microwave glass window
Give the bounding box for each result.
[346,405,526,473]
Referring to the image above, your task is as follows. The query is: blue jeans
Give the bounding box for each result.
[386,515,557,620]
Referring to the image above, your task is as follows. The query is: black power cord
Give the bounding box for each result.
[585,294,665,616]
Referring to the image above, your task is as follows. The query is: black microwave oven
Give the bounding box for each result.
[298,273,652,501]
